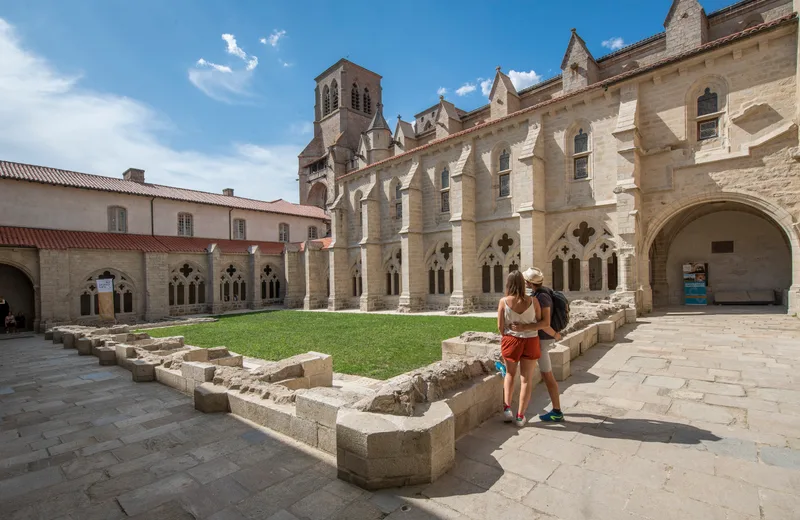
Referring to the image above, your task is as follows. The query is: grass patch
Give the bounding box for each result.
[145,311,496,379]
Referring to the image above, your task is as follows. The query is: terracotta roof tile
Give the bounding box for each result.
[0,161,329,221]
[0,226,287,255]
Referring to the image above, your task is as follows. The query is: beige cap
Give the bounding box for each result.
[522,267,544,284]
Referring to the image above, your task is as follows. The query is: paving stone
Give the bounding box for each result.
[0,466,64,501]
[665,467,761,516]
[643,375,686,389]
[701,437,758,461]
[128,500,195,520]
[289,489,350,520]
[179,475,252,519]
[519,433,596,465]
[758,488,800,520]
[329,499,385,520]
[582,449,669,489]
[61,451,118,479]
[759,446,800,470]
[687,380,746,397]
[668,401,741,425]
[636,442,716,474]
[424,474,539,520]
[86,470,157,502]
[187,457,241,484]
[236,471,330,519]
[496,448,560,482]
[116,472,201,517]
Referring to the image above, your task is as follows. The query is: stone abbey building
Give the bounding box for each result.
[295,0,800,316]
[1,0,800,331]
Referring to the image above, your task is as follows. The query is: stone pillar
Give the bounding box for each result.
[38,249,71,328]
[247,246,259,309]
[143,252,169,321]
[207,244,222,313]
[580,260,590,292]
[328,196,351,310]
[399,162,426,312]
[449,143,479,314]
[563,265,570,294]
[601,258,609,292]
[304,241,328,310]
[284,244,305,308]
[517,115,547,272]
[360,186,383,311]
[612,84,643,312]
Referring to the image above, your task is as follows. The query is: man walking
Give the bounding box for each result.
[521,268,564,422]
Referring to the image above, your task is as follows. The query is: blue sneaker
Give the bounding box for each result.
[539,410,564,422]
[495,361,507,378]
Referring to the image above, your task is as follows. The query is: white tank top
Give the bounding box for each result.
[503,297,538,338]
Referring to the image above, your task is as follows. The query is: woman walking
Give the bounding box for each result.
[497,270,541,426]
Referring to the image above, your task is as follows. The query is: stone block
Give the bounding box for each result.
[581,325,598,354]
[44,330,53,340]
[63,332,76,349]
[295,389,347,428]
[318,425,336,454]
[441,339,467,358]
[597,320,615,342]
[227,393,293,437]
[206,346,229,359]
[53,330,63,343]
[182,348,209,362]
[290,415,319,447]
[115,344,137,366]
[113,333,131,343]
[155,366,187,394]
[76,338,93,356]
[211,355,244,368]
[96,347,117,366]
[181,362,216,383]
[131,360,157,382]
[625,308,637,324]
[301,352,333,378]
[309,372,333,388]
[277,377,310,390]
[194,383,229,413]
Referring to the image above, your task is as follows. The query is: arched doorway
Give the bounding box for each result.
[647,200,793,308]
[0,264,35,331]
[307,182,328,210]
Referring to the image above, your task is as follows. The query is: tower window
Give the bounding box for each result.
[323,85,331,116]
[364,88,372,114]
[331,80,339,110]
[351,84,360,110]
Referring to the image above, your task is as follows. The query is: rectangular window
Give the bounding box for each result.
[178,214,193,237]
[428,269,436,295]
[279,224,290,243]
[711,241,734,254]
[698,119,719,141]
[574,157,589,180]
[308,226,318,240]
[386,272,392,296]
[499,173,510,197]
[233,219,246,240]
[108,207,127,233]
[395,202,402,220]
[493,264,504,294]
[437,269,445,295]
[441,192,450,213]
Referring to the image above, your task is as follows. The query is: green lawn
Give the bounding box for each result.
[145,311,497,380]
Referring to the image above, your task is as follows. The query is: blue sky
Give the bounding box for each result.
[0,0,735,202]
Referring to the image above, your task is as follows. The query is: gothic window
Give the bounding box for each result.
[386,272,392,296]
[449,268,454,294]
[79,270,135,317]
[260,265,281,300]
[279,223,290,243]
[552,256,564,291]
[440,167,450,213]
[573,222,596,247]
[393,271,400,296]
[331,80,339,110]
[589,254,603,291]
[323,85,331,116]
[437,268,445,295]
[351,84,360,110]
[308,226,318,240]
[233,219,246,240]
[573,128,590,180]
[607,253,619,291]
[493,264,504,294]
[429,269,436,295]
[108,206,127,233]
[363,88,372,114]
[168,263,205,311]
[178,213,193,237]
[394,182,402,220]
[509,262,519,273]
[568,255,581,291]
[482,263,491,293]
[696,88,719,141]
[424,121,433,131]
[498,149,510,172]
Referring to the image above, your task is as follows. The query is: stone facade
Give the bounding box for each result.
[296,0,800,315]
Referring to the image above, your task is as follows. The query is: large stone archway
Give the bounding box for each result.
[307,182,328,210]
[0,263,36,331]
[642,192,799,313]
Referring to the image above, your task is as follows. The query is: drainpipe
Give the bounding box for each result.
[228,208,233,240]
[150,198,155,236]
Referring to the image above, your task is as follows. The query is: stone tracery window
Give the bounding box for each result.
[573,128,590,180]
[80,270,134,317]
[168,263,206,312]
[551,256,564,291]
[351,83,360,110]
[260,264,282,300]
[323,85,331,116]
[363,88,372,114]
[427,243,453,295]
[331,80,339,111]
[219,264,246,303]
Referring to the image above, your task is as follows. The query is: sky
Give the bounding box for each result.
[0,0,736,203]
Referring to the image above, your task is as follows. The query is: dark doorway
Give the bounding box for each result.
[0,264,35,331]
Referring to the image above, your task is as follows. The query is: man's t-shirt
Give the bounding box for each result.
[534,290,554,340]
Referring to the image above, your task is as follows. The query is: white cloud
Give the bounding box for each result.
[0,18,304,203]
[246,56,258,71]
[190,33,259,102]
[601,37,625,51]
[455,83,476,96]
[508,70,542,91]
[279,59,291,68]
[196,58,232,74]
[221,33,247,60]
[436,87,447,96]
[480,78,493,97]
[262,29,286,48]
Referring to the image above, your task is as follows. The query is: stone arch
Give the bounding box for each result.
[477,229,521,295]
[425,240,454,296]
[382,245,402,296]
[75,268,137,320]
[218,262,247,304]
[307,181,328,210]
[643,191,799,311]
[0,262,36,331]
[168,260,207,313]
[259,262,284,302]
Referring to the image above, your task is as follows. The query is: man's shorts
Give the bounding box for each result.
[500,335,540,363]
[538,338,555,373]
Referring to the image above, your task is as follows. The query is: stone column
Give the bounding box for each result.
[38,249,71,328]
[359,185,383,311]
[283,244,305,308]
[602,257,609,292]
[562,265,570,294]
[328,196,351,310]
[612,83,643,312]
[143,252,169,321]
[247,246,259,309]
[399,162,426,312]
[580,260,590,292]
[304,241,328,310]
[449,143,479,314]
[206,244,222,313]
[517,115,547,272]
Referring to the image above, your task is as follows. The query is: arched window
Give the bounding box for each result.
[178,213,193,237]
[308,226,318,240]
[260,265,282,301]
[424,121,433,131]
[323,85,331,116]
[363,88,372,114]
[108,206,127,233]
[331,80,339,110]
[80,270,135,317]
[394,182,402,220]
[220,264,245,303]
[552,256,564,291]
[168,263,206,312]
[608,253,619,290]
[351,84,360,110]
[352,267,363,297]
[568,255,581,291]
[498,149,511,197]
[482,263,491,293]
[440,167,450,213]
[697,88,719,141]
[279,223,290,243]
[589,254,603,290]
[573,128,590,180]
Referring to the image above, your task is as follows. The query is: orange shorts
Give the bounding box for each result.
[500,335,541,363]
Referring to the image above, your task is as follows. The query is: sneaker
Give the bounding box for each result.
[503,407,514,423]
[515,414,527,427]
[539,410,565,422]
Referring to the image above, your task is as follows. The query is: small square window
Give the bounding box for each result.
[574,157,589,179]
[698,119,719,141]
[441,191,450,213]
[711,241,734,254]
[499,173,510,197]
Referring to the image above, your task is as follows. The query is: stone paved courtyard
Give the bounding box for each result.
[1,307,799,519]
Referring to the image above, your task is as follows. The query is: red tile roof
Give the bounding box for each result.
[341,13,797,181]
[0,161,329,221]
[297,237,332,252]
[0,226,287,255]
